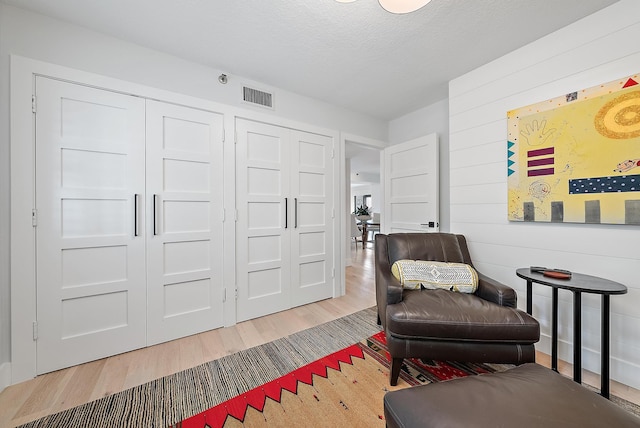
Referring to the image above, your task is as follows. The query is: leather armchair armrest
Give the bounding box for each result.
[375,235,404,326]
[475,273,517,308]
[380,268,404,305]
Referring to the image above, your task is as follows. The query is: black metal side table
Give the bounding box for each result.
[516,267,627,399]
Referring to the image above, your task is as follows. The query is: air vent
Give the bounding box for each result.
[242,86,274,109]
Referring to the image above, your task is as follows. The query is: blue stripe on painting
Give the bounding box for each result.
[569,174,640,194]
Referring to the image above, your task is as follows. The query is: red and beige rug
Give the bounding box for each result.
[173,331,513,428]
[19,308,640,427]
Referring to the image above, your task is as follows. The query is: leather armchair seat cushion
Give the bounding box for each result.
[386,288,539,343]
[384,363,640,428]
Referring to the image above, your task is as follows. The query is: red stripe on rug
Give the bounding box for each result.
[176,344,365,428]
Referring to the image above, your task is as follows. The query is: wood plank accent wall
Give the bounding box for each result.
[448,0,640,389]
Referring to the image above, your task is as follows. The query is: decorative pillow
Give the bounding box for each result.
[391,260,478,293]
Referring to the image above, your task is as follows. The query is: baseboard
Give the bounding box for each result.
[536,332,640,391]
[0,362,11,393]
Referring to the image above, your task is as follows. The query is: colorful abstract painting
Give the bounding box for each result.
[507,74,640,224]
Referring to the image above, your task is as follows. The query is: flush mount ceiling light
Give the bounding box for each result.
[336,0,432,14]
[379,0,432,14]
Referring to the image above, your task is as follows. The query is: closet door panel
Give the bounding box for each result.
[35,77,146,374]
[290,130,334,307]
[146,100,224,345]
[236,119,291,322]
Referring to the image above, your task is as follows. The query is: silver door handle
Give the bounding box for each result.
[295,198,298,228]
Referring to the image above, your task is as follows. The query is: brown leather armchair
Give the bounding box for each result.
[376,233,540,386]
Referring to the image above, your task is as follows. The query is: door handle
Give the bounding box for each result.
[134,194,140,236]
[153,194,159,235]
[285,197,288,229]
[295,198,298,228]
[420,222,438,228]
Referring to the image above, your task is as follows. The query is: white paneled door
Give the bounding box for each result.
[383,134,439,234]
[236,120,334,322]
[146,101,224,345]
[236,120,291,321]
[289,130,334,307]
[34,78,225,374]
[35,77,147,374]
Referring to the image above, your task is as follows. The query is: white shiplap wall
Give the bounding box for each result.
[449,0,640,389]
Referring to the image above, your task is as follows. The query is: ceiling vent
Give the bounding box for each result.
[242,86,274,109]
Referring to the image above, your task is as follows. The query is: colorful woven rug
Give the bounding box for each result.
[19,308,382,428]
[173,331,515,427]
[20,308,640,427]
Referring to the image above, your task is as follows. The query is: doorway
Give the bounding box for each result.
[346,141,382,261]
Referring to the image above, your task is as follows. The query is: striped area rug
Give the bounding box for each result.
[20,307,640,427]
[174,329,640,427]
[19,308,382,428]
[175,331,515,428]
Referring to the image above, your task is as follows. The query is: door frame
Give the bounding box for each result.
[10,55,342,384]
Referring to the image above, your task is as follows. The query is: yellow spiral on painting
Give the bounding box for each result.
[594,90,640,139]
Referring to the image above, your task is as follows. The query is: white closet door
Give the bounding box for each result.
[290,130,334,307]
[146,101,225,345]
[236,119,291,322]
[35,77,146,374]
[383,134,439,233]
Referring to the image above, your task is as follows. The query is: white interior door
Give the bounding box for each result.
[383,133,439,234]
[236,119,291,322]
[146,101,224,345]
[290,130,334,307]
[35,77,146,374]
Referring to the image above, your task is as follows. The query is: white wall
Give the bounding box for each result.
[351,184,381,213]
[388,98,450,232]
[449,0,640,389]
[370,183,381,214]
[0,4,387,380]
[0,3,11,377]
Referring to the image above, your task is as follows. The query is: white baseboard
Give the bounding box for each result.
[0,362,11,393]
[536,332,640,391]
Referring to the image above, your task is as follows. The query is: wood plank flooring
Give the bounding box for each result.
[0,243,638,427]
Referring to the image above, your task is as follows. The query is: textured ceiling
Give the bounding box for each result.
[2,0,618,120]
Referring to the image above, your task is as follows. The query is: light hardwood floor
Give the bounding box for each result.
[0,243,638,427]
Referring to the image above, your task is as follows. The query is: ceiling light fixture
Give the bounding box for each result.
[379,0,432,14]
[336,0,432,14]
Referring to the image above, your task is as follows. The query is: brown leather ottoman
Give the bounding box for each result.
[384,363,640,427]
